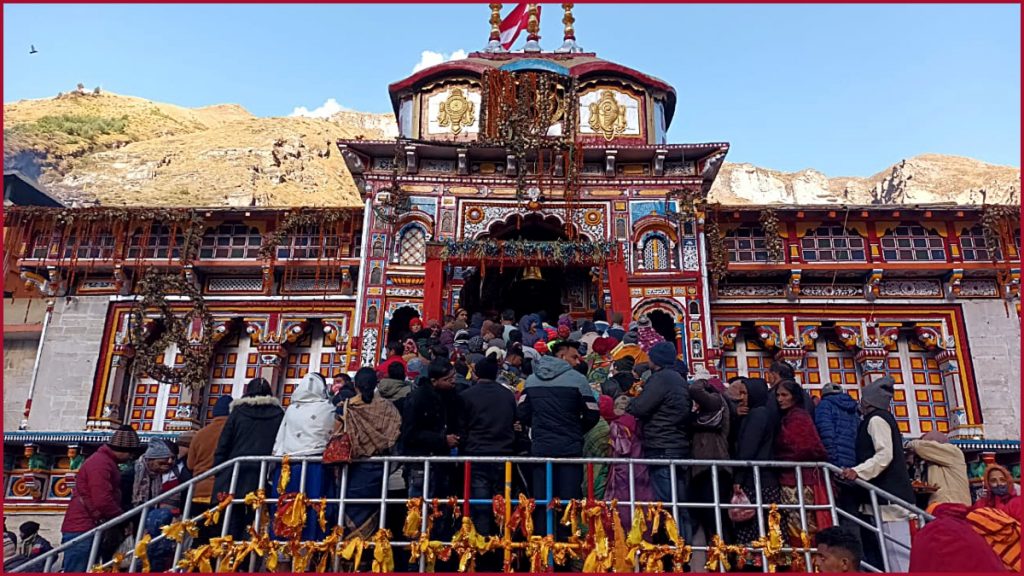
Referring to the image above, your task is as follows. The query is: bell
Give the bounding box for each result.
[521,266,544,282]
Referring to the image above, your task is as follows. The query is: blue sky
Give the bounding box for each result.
[4,3,1020,175]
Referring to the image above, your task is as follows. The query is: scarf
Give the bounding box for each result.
[345,395,402,460]
[966,507,1021,571]
[636,326,665,352]
[132,459,164,506]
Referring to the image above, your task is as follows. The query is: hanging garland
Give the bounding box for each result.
[438,238,615,264]
[980,205,1017,260]
[128,269,214,391]
[704,205,728,285]
[758,207,785,263]
[258,208,357,261]
[372,142,412,226]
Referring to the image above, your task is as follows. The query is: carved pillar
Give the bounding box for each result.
[96,344,135,429]
[934,347,980,439]
[258,344,287,390]
[854,346,889,387]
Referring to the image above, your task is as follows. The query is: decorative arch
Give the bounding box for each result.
[394,222,431,265]
[633,297,686,323]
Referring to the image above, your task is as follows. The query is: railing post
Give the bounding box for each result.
[823,465,839,527]
[174,482,197,568]
[628,461,639,572]
[127,504,150,572]
[220,461,241,538]
[86,530,103,572]
[378,457,389,531]
[334,464,350,572]
[711,463,724,573]
[669,460,680,525]
[419,461,431,572]
[795,465,811,571]
[545,460,554,537]
[870,490,890,571]
[753,465,768,572]
[463,460,473,518]
[248,460,269,573]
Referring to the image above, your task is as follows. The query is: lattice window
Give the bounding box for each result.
[641,235,671,270]
[199,223,262,259]
[886,337,949,436]
[127,225,184,260]
[725,226,768,263]
[880,225,946,262]
[128,345,182,431]
[397,225,427,265]
[276,228,341,260]
[959,225,1001,261]
[63,231,116,260]
[203,333,259,422]
[802,339,862,400]
[26,231,60,259]
[800,226,866,262]
[720,335,772,381]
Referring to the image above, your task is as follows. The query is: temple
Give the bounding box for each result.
[3,4,1020,538]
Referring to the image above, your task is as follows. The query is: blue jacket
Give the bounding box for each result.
[814,392,860,468]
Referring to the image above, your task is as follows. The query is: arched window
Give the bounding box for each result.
[396,224,428,265]
[725,226,768,263]
[880,225,946,262]
[641,235,670,270]
[959,225,1000,261]
[801,226,866,262]
[200,223,261,259]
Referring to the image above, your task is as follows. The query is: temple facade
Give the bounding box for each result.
[3,6,1020,538]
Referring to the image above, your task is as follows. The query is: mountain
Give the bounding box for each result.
[4,88,1018,208]
[707,154,1020,207]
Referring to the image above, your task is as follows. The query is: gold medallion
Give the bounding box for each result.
[588,90,627,141]
[438,88,476,135]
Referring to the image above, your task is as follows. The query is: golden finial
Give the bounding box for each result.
[524,4,541,51]
[562,3,575,41]
[485,3,504,52]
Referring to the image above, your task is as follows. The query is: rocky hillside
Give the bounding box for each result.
[3,88,395,207]
[708,154,1020,207]
[4,88,1018,208]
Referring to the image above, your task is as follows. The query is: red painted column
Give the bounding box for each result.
[423,258,444,322]
[607,256,632,323]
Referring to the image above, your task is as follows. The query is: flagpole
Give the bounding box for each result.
[485,3,505,53]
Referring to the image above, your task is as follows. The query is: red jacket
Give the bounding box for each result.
[61,445,124,533]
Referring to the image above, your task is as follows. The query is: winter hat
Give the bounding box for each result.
[862,375,895,410]
[648,341,677,369]
[690,364,714,381]
[409,318,423,333]
[485,346,506,361]
[454,329,471,345]
[143,439,174,461]
[18,521,40,537]
[534,340,551,355]
[557,325,571,340]
[613,357,636,374]
[594,320,610,334]
[622,331,640,345]
[109,425,141,452]
[628,321,639,331]
[468,336,485,353]
[592,337,617,356]
[212,394,233,418]
[488,337,506,351]
[637,316,652,328]
[821,383,844,397]
[558,314,573,329]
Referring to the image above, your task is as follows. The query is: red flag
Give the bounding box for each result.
[499,3,540,50]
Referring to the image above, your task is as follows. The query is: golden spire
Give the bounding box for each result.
[524,4,541,52]
[556,3,583,53]
[485,3,504,52]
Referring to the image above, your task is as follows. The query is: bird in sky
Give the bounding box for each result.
[29,45,38,54]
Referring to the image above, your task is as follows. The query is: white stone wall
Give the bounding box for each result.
[19,297,110,432]
[961,299,1021,440]
[3,339,37,429]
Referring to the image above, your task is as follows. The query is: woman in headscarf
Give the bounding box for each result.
[339,368,403,539]
[272,372,337,540]
[774,379,830,543]
[518,314,545,348]
[727,377,782,557]
[973,464,1022,519]
[602,393,653,529]
[402,338,419,362]
[635,315,665,353]
[213,378,285,538]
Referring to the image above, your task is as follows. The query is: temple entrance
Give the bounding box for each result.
[386,305,420,344]
[647,309,678,344]
[456,213,594,321]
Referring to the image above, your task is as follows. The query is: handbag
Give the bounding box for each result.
[728,485,757,523]
[323,399,353,465]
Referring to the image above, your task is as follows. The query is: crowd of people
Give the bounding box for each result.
[46,308,1021,573]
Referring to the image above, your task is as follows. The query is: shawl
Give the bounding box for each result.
[132,459,164,506]
[518,314,544,347]
[636,326,665,353]
[774,407,827,487]
[909,503,1008,573]
[967,506,1021,572]
[344,395,402,460]
[582,419,611,499]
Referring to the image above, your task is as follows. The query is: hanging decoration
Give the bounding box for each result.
[128,269,214,391]
[258,208,356,261]
[438,238,616,265]
[980,204,1017,260]
[372,142,412,225]
[758,207,785,263]
[704,205,728,285]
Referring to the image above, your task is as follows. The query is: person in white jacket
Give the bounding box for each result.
[271,372,337,540]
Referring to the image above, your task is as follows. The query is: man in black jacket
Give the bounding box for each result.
[517,341,600,508]
[401,357,460,498]
[460,356,517,568]
[627,341,696,542]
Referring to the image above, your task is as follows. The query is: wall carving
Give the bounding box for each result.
[878,280,943,298]
[717,285,786,298]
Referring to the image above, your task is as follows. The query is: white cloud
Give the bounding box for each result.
[289,98,348,119]
[412,49,468,73]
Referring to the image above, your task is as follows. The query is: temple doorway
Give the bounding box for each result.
[647,309,678,344]
[456,213,593,321]
[386,305,420,344]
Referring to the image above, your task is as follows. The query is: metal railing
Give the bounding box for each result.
[14,456,931,573]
